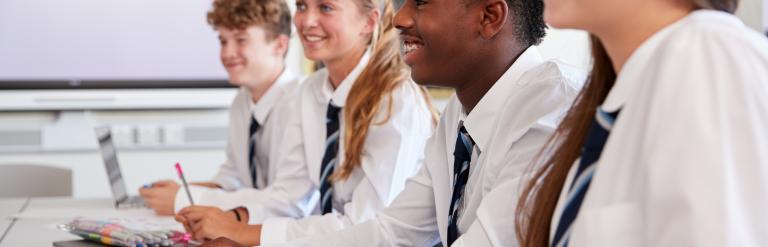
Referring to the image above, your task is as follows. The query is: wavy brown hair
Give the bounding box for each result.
[206,0,291,40]
[515,1,738,246]
[330,0,439,181]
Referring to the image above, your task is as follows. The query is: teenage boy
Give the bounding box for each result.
[139,0,311,222]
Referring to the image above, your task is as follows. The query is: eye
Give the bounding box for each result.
[319,3,333,13]
[414,0,427,7]
[296,1,307,11]
[236,38,247,44]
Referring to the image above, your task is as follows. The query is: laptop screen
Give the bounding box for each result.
[95,126,128,202]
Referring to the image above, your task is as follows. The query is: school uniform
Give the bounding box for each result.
[279,46,584,247]
[259,50,436,244]
[550,10,768,247]
[172,69,314,221]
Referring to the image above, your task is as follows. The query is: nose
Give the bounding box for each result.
[393,0,413,31]
[220,42,235,61]
[295,9,319,32]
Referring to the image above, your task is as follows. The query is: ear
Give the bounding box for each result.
[478,0,508,39]
[362,9,381,36]
[272,34,290,57]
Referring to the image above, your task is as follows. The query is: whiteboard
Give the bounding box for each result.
[0,0,227,81]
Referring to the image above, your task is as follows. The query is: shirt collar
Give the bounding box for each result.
[320,50,372,107]
[248,68,297,124]
[463,46,544,152]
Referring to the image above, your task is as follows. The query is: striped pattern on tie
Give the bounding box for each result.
[319,103,342,214]
[551,108,620,247]
[447,122,474,246]
[248,116,260,189]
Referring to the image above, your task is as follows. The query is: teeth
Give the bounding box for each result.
[305,35,323,42]
[403,42,422,54]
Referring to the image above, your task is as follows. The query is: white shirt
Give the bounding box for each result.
[172,69,312,221]
[278,47,585,247]
[552,10,768,247]
[259,51,436,244]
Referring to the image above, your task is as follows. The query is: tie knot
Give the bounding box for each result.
[326,103,342,120]
[249,116,260,135]
[454,123,474,160]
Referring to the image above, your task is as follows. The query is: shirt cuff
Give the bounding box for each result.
[260,217,292,244]
[173,185,209,213]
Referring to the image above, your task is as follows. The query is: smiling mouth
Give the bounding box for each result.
[303,34,326,43]
[403,40,423,54]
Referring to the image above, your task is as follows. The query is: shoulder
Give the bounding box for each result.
[518,60,587,94]
[298,68,328,92]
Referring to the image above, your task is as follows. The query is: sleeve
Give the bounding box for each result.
[239,99,318,224]
[211,90,247,191]
[262,86,434,244]
[636,26,768,246]
[183,96,317,222]
[270,160,442,247]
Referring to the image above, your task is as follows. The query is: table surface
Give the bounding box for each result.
[0,198,28,244]
[0,197,157,247]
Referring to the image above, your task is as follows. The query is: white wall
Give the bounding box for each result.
[736,0,767,32]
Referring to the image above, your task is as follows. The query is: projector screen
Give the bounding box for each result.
[0,0,228,85]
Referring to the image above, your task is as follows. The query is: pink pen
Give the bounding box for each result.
[175,162,195,205]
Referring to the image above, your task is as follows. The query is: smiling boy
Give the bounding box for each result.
[138,0,309,222]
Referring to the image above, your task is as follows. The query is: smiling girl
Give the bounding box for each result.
[175,0,438,244]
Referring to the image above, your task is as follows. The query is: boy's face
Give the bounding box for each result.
[218,26,283,87]
[394,0,478,87]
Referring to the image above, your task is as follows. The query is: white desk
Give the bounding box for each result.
[0,198,28,242]
[0,197,180,247]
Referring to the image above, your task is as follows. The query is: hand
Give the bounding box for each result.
[190,182,221,189]
[138,180,180,215]
[175,206,262,246]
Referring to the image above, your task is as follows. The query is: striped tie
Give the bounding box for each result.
[446,122,474,246]
[248,117,260,189]
[319,103,342,214]
[551,108,620,247]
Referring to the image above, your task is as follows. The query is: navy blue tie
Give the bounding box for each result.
[551,108,620,247]
[446,122,474,246]
[319,103,342,214]
[248,116,260,189]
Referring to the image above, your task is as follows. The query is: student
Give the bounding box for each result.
[195,0,586,246]
[515,0,768,246]
[138,0,308,218]
[174,0,438,244]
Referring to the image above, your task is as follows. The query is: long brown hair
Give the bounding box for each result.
[515,1,738,246]
[330,0,439,181]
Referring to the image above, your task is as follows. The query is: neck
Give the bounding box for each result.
[594,2,692,73]
[247,64,285,103]
[456,43,526,114]
[326,47,366,89]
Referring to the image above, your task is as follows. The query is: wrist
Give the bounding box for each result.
[237,224,262,246]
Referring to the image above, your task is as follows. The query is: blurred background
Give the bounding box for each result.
[0,0,765,198]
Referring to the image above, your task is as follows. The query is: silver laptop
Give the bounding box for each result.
[95,126,146,209]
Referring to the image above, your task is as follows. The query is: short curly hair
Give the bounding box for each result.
[206,0,292,40]
[508,0,546,46]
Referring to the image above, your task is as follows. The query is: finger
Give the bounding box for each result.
[153,180,176,187]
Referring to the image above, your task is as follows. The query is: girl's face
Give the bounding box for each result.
[294,0,377,64]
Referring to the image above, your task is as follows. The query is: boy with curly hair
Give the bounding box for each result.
[139,0,309,224]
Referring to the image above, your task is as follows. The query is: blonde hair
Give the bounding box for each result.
[329,0,439,181]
